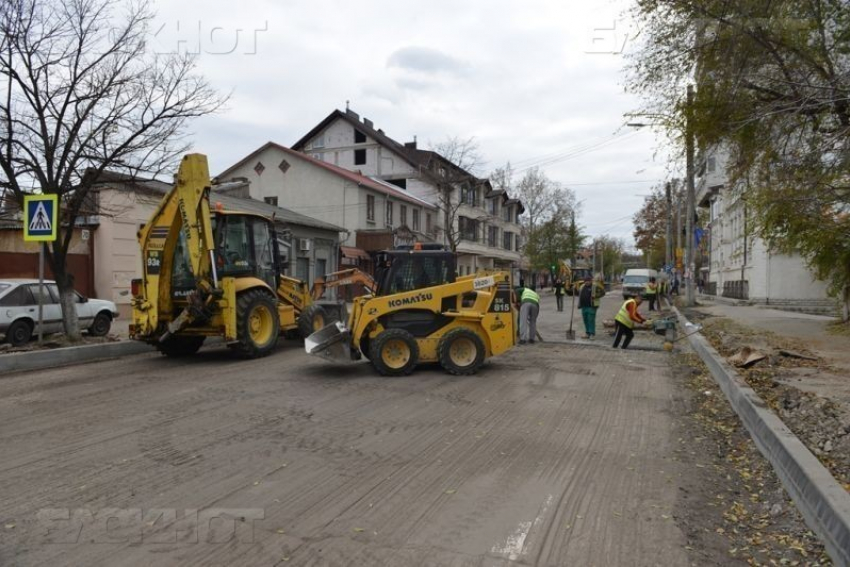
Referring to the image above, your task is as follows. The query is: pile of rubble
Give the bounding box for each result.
[696,315,850,491]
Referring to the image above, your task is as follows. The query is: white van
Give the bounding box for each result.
[622,269,658,298]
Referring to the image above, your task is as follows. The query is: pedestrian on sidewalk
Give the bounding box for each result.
[612,295,646,349]
[645,277,659,312]
[671,276,680,296]
[553,278,565,312]
[578,275,605,339]
[519,285,540,345]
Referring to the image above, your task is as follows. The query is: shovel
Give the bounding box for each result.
[662,323,703,351]
[565,289,577,341]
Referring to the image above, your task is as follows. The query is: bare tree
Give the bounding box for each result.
[0,0,225,339]
[428,136,485,252]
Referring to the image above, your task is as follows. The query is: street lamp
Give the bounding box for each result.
[624,88,697,306]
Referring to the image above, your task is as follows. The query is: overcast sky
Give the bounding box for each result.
[153,0,673,247]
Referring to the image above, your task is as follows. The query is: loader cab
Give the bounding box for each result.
[170,212,281,295]
[374,250,456,296]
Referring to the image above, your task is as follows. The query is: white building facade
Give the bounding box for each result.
[292,108,526,280]
[217,142,437,253]
[697,145,836,314]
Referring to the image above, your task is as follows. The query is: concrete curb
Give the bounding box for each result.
[672,306,850,566]
[0,341,154,375]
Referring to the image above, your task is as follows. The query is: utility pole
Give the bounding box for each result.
[685,84,696,306]
[665,181,672,269]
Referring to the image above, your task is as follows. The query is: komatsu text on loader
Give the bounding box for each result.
[130,153,369,358]
[306,249,517,376]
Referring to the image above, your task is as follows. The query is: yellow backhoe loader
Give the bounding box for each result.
[306,249,517,376]
[130,153,363,358]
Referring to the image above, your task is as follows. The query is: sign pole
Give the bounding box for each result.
[38,242,44,343]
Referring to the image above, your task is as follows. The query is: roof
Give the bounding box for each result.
[291,108,525,211]
[92,171,346,233]
[217,141,436,210]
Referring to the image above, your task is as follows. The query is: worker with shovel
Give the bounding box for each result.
[578,275,605,339]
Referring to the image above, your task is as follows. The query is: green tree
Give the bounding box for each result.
[627,0,850,320]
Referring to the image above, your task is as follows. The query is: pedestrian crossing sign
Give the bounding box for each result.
[23,194,58,242]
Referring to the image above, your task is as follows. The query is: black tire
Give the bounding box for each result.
[6,319,33,346]
[298,304,328,339]
[438,327,486,376]
[230,289,280,359]
[88,312,112,337]
[157,336,206,357]
[369,328,419,376]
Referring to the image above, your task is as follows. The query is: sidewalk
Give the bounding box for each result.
[691,296,850,380]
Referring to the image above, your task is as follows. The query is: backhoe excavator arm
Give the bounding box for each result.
[132,154,219,341]
[311,268,377,300]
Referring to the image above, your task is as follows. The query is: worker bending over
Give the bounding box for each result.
[613,294,646,349]
[519,286,540,344]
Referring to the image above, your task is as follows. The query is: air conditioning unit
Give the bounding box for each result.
[298,238,311,252]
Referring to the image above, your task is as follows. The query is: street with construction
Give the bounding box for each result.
[1,291,843,566]
[1,2,850,565]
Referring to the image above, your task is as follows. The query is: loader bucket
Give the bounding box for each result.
[305,321,353,363]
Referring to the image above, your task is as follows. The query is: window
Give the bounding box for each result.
[488,199,498,216]
[461,185,478,206]
[387,178,407,190]
[367,194,375,222]
[515,235,521,251]
[278,159,290,173]
[426,213,432,234]
[0,285,33,307]
[264,196,278,207]
[503,205,512,222]
[412,209,420,231]
[386,201,393,226]
[296,257,310,285]
[316,258,327,280]
[28,284,53,305]
[503,231,512,250]
[354,149,367,165]
[488,225,498,247]
[251,218,276,288]
[400,205,408,226]
[459,216,479,242]
[46,284,61,303]
[708,156,716,172]
[354,129,366,144]
[311,153,323,161]
[254,161,265,176]
[311,136,325,149]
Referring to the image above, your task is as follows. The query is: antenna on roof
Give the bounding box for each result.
[414,135,417,143]
[345,100,350,111]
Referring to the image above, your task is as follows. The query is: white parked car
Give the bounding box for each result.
[0,279,119,346]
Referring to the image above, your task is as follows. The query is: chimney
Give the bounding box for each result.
[346,108,360,120]
[404,140,417,150]
[377,129,385,135]
[364,118,374,129]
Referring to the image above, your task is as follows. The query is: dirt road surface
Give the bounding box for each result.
[1,294,690,566]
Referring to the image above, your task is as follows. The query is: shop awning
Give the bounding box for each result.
[340,246,371,261]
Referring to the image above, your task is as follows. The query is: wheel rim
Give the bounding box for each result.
[248,304,274,345]
[381,338,411,370]
[94,317,108,334]
[312,313,325,332]
[449,337,477,367]
[13,327,27,343]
